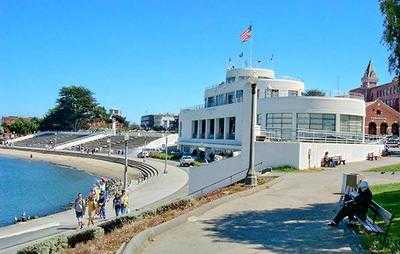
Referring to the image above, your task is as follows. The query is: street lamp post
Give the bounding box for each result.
[164,133,168,174]
[123,134,129,190]
[245,82,257,187]
[107,137,111,156]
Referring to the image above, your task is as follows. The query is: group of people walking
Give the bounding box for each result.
[74,177,129,229]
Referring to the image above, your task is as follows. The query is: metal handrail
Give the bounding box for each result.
[189,168,248,196]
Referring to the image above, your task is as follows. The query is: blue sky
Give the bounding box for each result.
[0,1,392,122]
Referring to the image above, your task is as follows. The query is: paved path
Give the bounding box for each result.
[0,158,188,254]
[143,157,400,254]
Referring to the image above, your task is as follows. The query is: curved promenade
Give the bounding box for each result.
[0,148,188,254]
[142,158,400,254]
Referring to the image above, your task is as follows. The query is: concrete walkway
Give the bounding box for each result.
[0,158,188,254]
[143,157,400,254]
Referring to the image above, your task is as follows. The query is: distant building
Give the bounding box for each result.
[141,113,178,130]
[349,61,400,135]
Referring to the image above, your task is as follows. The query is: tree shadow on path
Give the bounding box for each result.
[202,202,364,253]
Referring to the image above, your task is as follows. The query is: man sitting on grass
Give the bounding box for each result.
[328,180,372,227]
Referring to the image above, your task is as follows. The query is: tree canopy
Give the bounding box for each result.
[9,118,40,135]
[40,86,110,131]
[380,0,400,76]
[302,89,326,96]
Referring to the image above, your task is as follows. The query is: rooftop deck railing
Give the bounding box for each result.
[258,128,385,144]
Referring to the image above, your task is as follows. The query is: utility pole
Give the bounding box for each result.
[164,133,168,174]
[123,134,129,190]
[246,82,257,187]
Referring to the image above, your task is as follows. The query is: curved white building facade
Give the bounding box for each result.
[178,67,382,169]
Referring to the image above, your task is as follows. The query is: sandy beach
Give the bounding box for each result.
[0,148,139,179]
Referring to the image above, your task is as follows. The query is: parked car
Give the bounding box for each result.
[179,155,195,167]
[137,151,150,158]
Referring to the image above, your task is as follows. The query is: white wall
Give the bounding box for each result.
[254,141,384,170]
[298,143,384,169]
[188,155,248,194]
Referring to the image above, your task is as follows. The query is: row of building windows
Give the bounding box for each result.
[205,90,243,108]
[191,117,236,140]
[206,88,300,108]
[265,113,363,137]
[373,86,400,98]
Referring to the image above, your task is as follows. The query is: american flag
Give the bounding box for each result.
[240,25,252,42]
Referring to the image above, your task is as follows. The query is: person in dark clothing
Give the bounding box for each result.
[98,190,107,220]
[328,180,372,226]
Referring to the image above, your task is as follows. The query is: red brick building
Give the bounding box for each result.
[365,100,400,135]
[350,61,400,136]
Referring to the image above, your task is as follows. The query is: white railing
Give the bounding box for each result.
[258,128,385,144]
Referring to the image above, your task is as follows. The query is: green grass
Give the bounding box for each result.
[367,163,400,173]
[271,165,298,173]
[361,182,400,253]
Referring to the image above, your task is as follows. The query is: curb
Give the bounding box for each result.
[122,177,281,254]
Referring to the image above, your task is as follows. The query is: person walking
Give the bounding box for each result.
[98,190,107,220]
[113,192,122,217]
[74,193,85,229]
[121,190,129,215]
[86,192,97,226]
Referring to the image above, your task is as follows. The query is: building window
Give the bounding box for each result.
[236,90,243,103]
[179,121,182,137]
[296,113,336,131]
[192,120,198,139]
[217,118,224,139]
[227,117,236,140]
[340,115,363,134]
[266,113,293,138]
[226,92,235,104]
[257,114,261,125]
[200,120,206,139]
[288,90,298,96]
[271,89,279,97]
[216,94,225,106]
[208,119,215,139]
[226,77,235,83]
[206,96,215,108]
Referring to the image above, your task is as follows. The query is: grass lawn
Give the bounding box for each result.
[367,163,400,173]
[361,182,400,253]
[270,165,322,173]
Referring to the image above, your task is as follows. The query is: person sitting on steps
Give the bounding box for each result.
[328,180,372,227]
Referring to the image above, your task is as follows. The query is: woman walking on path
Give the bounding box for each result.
[74,193,85,229]
[113,192,122,217]
[86,192,97,226]
[121,190,129,215]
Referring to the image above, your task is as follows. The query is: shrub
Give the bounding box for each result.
[67,227,104,248]
[98,214,137,233]
[17,235,68,254]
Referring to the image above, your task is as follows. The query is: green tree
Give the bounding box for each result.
[380,0,400,76]
[40,86,110,131]
[302,89,326,96]
[9,118,40,135]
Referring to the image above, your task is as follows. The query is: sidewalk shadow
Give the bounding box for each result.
[202,202,363,253]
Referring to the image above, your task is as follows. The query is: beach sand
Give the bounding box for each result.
[0,148,138,179]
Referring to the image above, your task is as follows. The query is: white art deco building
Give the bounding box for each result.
[178,67,383,170]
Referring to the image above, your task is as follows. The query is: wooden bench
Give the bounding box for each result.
[356,200,394,242]
[367,152,379,160]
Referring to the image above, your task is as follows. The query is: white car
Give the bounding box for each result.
[137,151,149,158]
[179,156,195,167]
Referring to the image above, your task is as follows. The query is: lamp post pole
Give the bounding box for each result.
[123,134,129,190]
[107,138,111,156]
[246,82,257,187]
[164,133,168,174]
